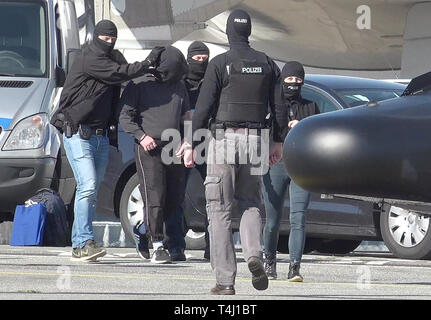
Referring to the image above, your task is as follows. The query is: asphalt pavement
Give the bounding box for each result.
[1,244,431,304]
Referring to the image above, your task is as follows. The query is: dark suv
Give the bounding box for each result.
[97,75,431,260]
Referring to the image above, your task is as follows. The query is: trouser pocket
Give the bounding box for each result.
[204,175,223,210]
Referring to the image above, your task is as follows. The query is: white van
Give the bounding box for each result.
[0,0,80,216]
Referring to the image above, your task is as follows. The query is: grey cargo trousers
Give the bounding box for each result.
[205,130,268,286]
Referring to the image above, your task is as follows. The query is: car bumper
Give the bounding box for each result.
[0,157,56,213]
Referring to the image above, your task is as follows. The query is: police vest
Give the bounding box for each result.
[216,50,272,125]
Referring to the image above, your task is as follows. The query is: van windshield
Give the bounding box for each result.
[0,2,47,77]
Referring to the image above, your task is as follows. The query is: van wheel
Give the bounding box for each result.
[380,204,431,259]
[119,173,144,243]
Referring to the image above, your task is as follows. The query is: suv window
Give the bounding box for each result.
[334,88,405,108]
[302,86,341,113]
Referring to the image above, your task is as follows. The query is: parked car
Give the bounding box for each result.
[95,74,431,260]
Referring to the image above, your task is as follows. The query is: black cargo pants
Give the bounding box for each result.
[205,130,269,286]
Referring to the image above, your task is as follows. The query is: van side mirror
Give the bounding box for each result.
[56,67,66,87]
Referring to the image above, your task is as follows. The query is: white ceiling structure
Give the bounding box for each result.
[96,0,431,78]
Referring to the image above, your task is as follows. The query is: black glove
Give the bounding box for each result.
[147,69,163,81]
[145,46,165,67]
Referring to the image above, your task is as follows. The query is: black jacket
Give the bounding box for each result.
[184,77,204,109]
[276,96,320,141]
[118,76,190,147]
[50,42,153,146]
[191,43,282,143]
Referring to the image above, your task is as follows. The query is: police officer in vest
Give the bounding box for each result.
[178,9,283,295]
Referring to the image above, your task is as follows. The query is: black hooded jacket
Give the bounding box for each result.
[275,61,320,140]
[191,10,282,143]
[118,46,190,146]
[50,20,155,145]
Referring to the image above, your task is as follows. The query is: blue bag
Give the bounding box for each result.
[10,203,47,246]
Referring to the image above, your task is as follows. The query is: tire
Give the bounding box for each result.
[119,173,206,250]
[185,230,206,250]
[119,173,144,243]
[277,235,317,254]
[380,204,431,260]
[315,239,362,255]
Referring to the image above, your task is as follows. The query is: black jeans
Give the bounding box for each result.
[135,144,185,243]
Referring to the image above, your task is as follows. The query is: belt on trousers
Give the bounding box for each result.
[225,128,263,136]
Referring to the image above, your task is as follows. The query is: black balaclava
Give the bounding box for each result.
[187,41,210,81]
[156,45,189,83]
[226,9,251,45]
[282,61,305,100]
[93,20,117,54]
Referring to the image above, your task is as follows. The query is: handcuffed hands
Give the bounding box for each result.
[176,141,195,168]
[269,142,283,166]
[140,135,158,151]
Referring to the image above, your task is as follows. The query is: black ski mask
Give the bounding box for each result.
[93,20,117,54]
[282,61,305,100]
[187,41,209,81]
[156,46,188,84]
[226,9,251,45]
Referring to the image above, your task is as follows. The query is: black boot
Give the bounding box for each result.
[210,284,235,295]
[264,253,277,280]
[288,261,303,282]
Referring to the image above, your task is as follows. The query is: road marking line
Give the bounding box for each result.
[366,261,388,265]
[0,270,431,290]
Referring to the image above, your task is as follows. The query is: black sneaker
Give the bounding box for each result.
[79,240,106,262]
[288,262,304,282]
[151,247,171,264]
[133,223,150,260]
[264,253,277,280]
[247,256,269,291]
[170,248,186,262]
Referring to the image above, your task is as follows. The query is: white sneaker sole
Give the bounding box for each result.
[288,276,304,282]
[150,259,172,264]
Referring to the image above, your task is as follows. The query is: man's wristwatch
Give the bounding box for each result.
[139,134,147,142]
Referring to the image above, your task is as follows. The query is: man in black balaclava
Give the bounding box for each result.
[278,61,319,138]
[51,19,165,262]
[177,10,283,295]
[93,19,118,54]
[185,41,210,107]
[263,61,319,283]
[164,41,211,262]
[119,45,191,264]
[281,61,305,100]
